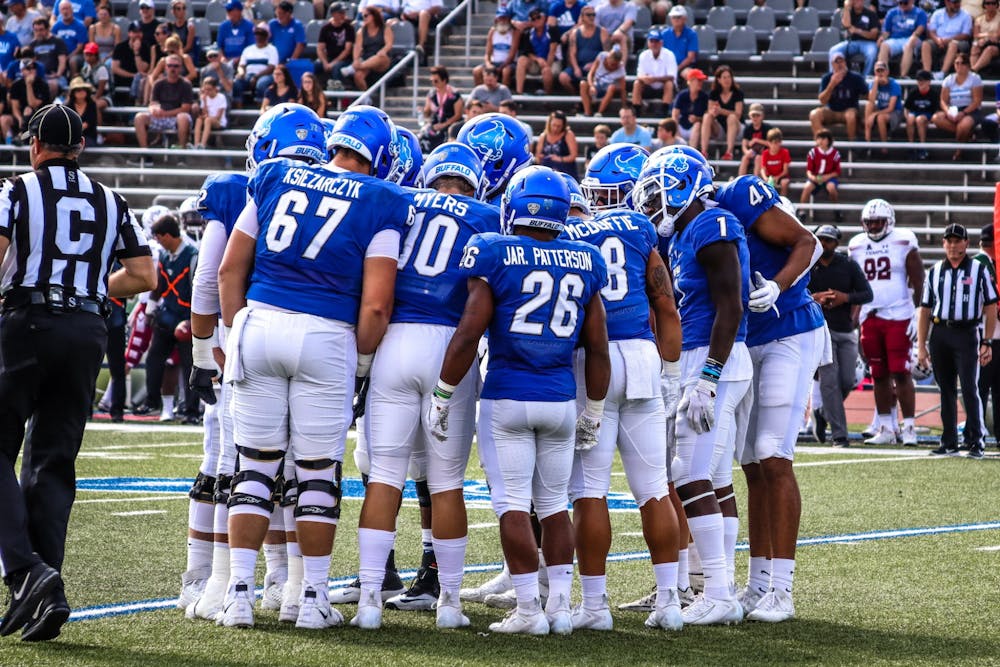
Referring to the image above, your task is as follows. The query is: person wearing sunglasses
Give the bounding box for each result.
[133,53,193,158]
[876,0,928,77]
[970,0,1000,71]
[921,0,972,80]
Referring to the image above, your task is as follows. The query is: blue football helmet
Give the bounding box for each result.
[328,104,395,179]
[321,117,337,161]
[500,165,571,236]
[656,144,716,183]
[456,112,532,201]
[581,143,649,212]
[418,141,486,197]
[388,126,424,187]
[246,102,326,173]
[634,148,715,238]
[559,172,591,218]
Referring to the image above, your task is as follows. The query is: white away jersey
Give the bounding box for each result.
[848,227,919,322]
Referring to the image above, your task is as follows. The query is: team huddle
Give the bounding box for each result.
[170,100,887,636]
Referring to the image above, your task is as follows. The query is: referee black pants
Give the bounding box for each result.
[929,325,983,447]
[977,340,1000,440]
[0,306,106,576]
[106,323,127,418]
[144,323,194,416]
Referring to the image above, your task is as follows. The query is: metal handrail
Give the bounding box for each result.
[433,0,473,68]
[349,50,420,115]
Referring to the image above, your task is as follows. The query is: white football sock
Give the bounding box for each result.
[677,548,690,589]
[185,536,213,573]
[358,527,395,595]
[421,528,434,552]
[580,574,607,609]
[890,406,899,430]
[286,540,303,598]
[653,562,678,601]
[748,556,771,595]
[686,514,727,599]
[302,554,331,589]
[229,547,258,587]
[903,416,915,430]
[432,536,467,596]
[544,564,572,611]
[209,541,230,584]
[510,572,539,611]
[878,413,894,430]
[771,558,795,594]
[688,539,702,574]
[264,543,287,579]
[723,516,739,587]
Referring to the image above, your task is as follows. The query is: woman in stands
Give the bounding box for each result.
[701,65,744,161]
[931,54,983,160]
[88,4,120,65]
[165,0,196,56]
[298,71,328,117]
[419,65,463,152]
[348,6,393,91]
[261,64,299,111]
[145,33,197,103]
[970,0,1000,73]
[68,76,99,144]
[534,110,580,179]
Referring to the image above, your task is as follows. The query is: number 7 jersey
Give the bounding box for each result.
[847,227,919,322]
[461,232,608,402]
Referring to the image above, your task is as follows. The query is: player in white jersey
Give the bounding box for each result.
[847,199,924,445]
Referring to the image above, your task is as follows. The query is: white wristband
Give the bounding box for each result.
[662,359,680,378]
[356,352,374,378]
[584,397,605,419]
[192,332,218,369]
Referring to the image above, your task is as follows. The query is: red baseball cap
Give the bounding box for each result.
[83,42,100,55]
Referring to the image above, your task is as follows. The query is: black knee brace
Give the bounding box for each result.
[188,471,217,503]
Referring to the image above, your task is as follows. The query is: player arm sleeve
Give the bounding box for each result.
[234,200,260,239]
[366,228,401,260]
[191,219,227,316]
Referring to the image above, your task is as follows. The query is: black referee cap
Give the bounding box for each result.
[20,104,83,147]
[815,224,841,241]
[943,223,968,240]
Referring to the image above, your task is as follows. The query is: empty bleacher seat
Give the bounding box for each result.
[205,0,227,24]
[694,24,718,55]
[728,0,754,22]
[293,0,314,24]
[760,26,801,61]
[767,0,795,22]
[804,26,840,64]
[391,20,415,53]
[707,5,736,34]
[747,5,776,39]
[809,0,839,15]
[719,25,756,59]
[790,6,820,39]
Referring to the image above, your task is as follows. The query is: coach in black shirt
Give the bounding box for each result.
[0,104,156,642]
[808,224,873,446]
[917,223,998,458]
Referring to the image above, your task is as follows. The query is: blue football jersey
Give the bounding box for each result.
[196,172,249,237]
[715,175,824,347]
[663,208,750,350]
[561,210,656,343]
[393,189,501,326]
[462,232,608,401]
[246,158,412,323]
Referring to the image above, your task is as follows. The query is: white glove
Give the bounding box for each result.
[575,399,604,451]
[906,318,917,342]
[192,332,221,375]
[678,378,717,434]
[428,382,455,442]
[660,359,681,421]
[749,271,781,314]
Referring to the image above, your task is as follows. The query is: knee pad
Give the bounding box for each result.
[228,445,284,516]
[214,474,233,505]
[414,479,431,509]
[279,474,299,508]
[295,458,343,524]
[188,471,217,503]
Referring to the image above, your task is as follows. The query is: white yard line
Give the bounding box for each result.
[975,545,1000,551]
[94,442,201,451]
[111,510,167,517]
[85,423,202,433]
[76,495,187,504]
[794,455,930,467]
[468,522,498,530]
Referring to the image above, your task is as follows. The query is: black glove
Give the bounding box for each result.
[189,367,218,405]
[352,375,370,422]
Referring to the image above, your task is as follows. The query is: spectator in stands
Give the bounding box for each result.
[662,4,697,74]
[634,0,671,25]
[557,5,607,95]
[801,129,842,221]
[831,0,881,77]
[133,53,194,160]
[270,0,306,63]
[147,34,197,105]
[4,45,43,81]
[671,67,709,148]
[217,0,255,67]
[345,5,392,91]
[67,76,98,142]
[740,102,772,176]
[136,0,162,58]
[80,42,110,115]
[193,76,227,148]
[474,11,517,87]
[53,1,88,76]
[610,101,651,147]
[702,64,744,160]
[315,2,355,87]
[7,0,42,48]
[467,65,512,112]
[0,18,23,83]
[864,60,904,152]
[650,117,684,149]
[30,18,68,98]
[630,28,676,111]
[401,0,442,63]
[922,0,973,79]
[507,0,548,31]
[595,0,636,59]
[144,23,171,99]
[970,0,1000,72]
[261,62,297,110]
[534,109,578,176]
[499,97,534,143]
[419,65,462,152]
[233,23,278,106]
[164,0,196,56]
[0,59,49,142]
[200,46,234,100]
[113,21,149,104]
[904,69,938,159]
[586,121,611,160]
[931,53,983,158]
[758,127,791,196]
[357,0,400,22]
[810,51,867,141]
[515,8,557,94]
[450,98,484,139]
[877,0,927,77]
[547,0,584,44]
[297,71,327,115]
[975,223,1000,444]
[579,44,625,116]
[88,6,121,65]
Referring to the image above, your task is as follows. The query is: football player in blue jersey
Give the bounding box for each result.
[561,161,686,632]
[713,177,826,624]
[216,103,411,631]
[456,112,533,206]
[429,165,610,635]
[634,149,751,626]
[352,142,501,631]
[580,143,649,212]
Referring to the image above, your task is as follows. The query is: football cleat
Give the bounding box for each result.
[217,581,255,628]
[689,571,705,594]
[279,573,302,623]
[488,599,549,635]
[177,567,210,610]
[545,593,572,635]
[330,569,406,604]
[460,566,512,603]
[186,577,226,621]
[261,570,286,611]
[350,589,383,630]
[617,586,656,613]
[864,426,898,446]
[681,594,743,626]
[570,597,613,631]
[483,589,517,610]
[385,565,439,611]
[434,591,471,629]
[296,586,343,629]
[736,585,766,616]
[746,588,795,623]
[645,589,683,631]
[901,424,918,446]
[678,586,696,608]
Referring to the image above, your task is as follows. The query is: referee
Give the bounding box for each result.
[917,223,998,459]
[0,104,156,642]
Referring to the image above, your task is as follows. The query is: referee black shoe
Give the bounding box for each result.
[0,561,61,637]
[967,445,985,460]
[20,584,70,642]
[930,445,960,456]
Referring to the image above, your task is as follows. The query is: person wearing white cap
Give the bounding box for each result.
[631,28,677,108]
[663,5,698,73]
[809,51,868,141]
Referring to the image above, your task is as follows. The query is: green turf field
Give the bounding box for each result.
[1,425,998,666]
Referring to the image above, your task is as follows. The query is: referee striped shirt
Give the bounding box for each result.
[920,254,999,322]
[0,158,150,300]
